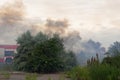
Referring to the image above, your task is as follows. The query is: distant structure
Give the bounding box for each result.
[0,45,17,64]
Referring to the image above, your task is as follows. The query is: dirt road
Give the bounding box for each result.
[7,72,70,80]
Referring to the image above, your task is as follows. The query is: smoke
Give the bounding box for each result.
[45,19,68,28]
[63,31,82,53]
[0,0,106,65]
[0,0,24,25]
[76,39,106,65]
[0,0,77,44]
[0,0,71,44]
[0,0,28,44]
[44,19,68,35]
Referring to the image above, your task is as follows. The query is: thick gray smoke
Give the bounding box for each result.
[44,18,69,35]
[0,0,106,65]
[76,40,106,65]
[45,19,68,28]
[0,1,69,44]
[63,31,82,53]
[63,32,106,65]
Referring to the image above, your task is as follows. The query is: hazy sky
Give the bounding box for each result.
[0,0,120,48]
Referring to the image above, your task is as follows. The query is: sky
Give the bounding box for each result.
[0,0,120,48]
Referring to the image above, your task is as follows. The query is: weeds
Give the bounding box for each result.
[59,74,65,80]
[67,64,120,80]
[0,71,11,79]
[25,73,37,80]
[48,77,52,80]
[89,64,120,80]
[67,66,90,80]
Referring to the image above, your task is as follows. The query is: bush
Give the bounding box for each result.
[67,64,120,80]
[103,56,120,69]
[89,64,120,80]
[67,66,90,80]
[14,31,77,73]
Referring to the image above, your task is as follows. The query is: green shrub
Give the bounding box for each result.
[67,66,90,80]
[67,64,120,80]
[14,31,77,73]
[89,64,120,80]
[103,56,120,69]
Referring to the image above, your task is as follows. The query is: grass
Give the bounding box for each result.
[0,64,12,79]
[25,73,37,80]
[48,77,52,80]
[59,74,66,80]
[89,64,120,80]
[66,66,90,80]
[66,64,120,80]
[0,71,11,79]
[0,63,119,80]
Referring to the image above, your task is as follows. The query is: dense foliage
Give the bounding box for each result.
[103,41,120,69]
[67,41,120,80]
[14,31,77,73]
[108,41,120,57]
[67,64,120,80]
[89,64,120,80]
[67,66,90,80]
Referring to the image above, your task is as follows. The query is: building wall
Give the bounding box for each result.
[0,45,17,63]
[0,48,5,58]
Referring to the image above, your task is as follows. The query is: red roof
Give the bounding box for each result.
[0,45,18,49]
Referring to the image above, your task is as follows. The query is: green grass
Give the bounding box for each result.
[89,64,120,80]
[66,64,120,80]
[48,77,52,80]
[25,73,37,80]
[66,66,90,80]
[59,74,65,80]
[0,71,11,79]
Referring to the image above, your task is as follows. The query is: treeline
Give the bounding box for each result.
[14,31,77,73]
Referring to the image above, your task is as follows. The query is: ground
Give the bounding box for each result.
[0,72,70,80]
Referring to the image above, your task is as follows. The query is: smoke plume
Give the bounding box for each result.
[0,1,106,65]
[0,0,27,44]
[76,39,106,65]
[0,0,24,25]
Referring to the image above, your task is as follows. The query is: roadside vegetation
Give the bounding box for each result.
[0,31,120,80]
[67,41,120,80]
[25,73,37,80]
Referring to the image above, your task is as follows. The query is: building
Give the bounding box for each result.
[0,45,17,64]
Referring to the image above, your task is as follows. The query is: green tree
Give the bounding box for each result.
[64,51,77,70]
[29,34,65,73]
[103,41,120,69]
[14,31,77,73]
[14,31,34,71]
[108,41,120,57]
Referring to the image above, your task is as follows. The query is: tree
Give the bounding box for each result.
[14,31,77,73]
[108,41,120,57]
[64,51,77,70]
[29,34,65,73]
[102,41,120,69]
[14,31,34,71]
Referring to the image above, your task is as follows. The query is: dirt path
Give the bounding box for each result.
[37,74,70,80]
[7,72,70,80]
